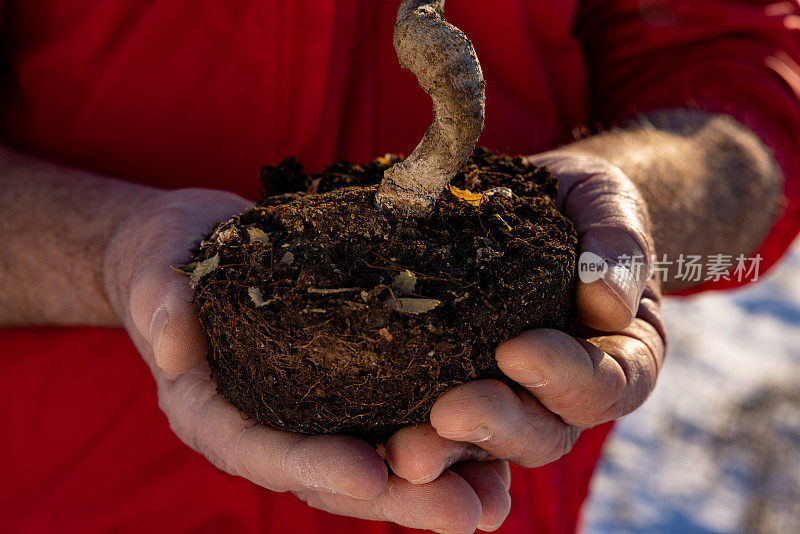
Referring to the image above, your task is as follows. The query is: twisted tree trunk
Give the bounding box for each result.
[376,0,486,218]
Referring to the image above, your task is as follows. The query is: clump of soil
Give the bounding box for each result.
[190,149,577,442]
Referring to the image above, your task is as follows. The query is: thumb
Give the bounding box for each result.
[577,225,650,331]
[119,189,253,375]
[129,264,208,375]
[528,152,653,331]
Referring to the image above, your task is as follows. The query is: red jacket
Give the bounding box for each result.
[1,1,799,533]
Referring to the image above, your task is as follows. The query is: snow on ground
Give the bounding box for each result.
[583,241,800,534]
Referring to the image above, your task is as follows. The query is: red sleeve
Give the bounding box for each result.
[574,0,800,294]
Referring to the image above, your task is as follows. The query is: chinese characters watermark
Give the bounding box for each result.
[578,252,763,284]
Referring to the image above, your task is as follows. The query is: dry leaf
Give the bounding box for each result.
[190,254,219,286]
[493,214,513,232]
[172,262,197,276]
[215,227,237,244]
[485,187,514,200]
[280,251,294,266]
[307,287,361,295]
[391,270,417,295]
[248,287,270,307]
[378,327,393,342]
[385,297,441,315]
[247,227,270,243]
[447,185,483,207]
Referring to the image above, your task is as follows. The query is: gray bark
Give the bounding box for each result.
[376,0,486,218]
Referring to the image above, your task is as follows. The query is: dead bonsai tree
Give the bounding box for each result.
[376,0,485,218]
[184,0,578,443]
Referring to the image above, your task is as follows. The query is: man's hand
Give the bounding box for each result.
[386,111,782,531]
[0,145,516,533]
[101,187,512,534]
[386,152,667,507]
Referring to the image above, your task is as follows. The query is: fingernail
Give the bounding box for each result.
[149,305,169,358]
[452,427,492,443]
[501,364,547,388]
[602,262,640,316]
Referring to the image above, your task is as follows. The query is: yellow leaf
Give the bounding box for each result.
[447,185,483,207]
[378,327,393,342]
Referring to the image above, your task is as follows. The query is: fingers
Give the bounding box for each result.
[281,434,388,499]
[496,321,665,427]
[430,380,580,468]
[450,461,512,532]
[386,423,491,484]
[298,472,483,534]
[486,460,511,491]
[157,363,388,499]
[527,152,653,331]
[424,294,664,467]
[385,425,512,530]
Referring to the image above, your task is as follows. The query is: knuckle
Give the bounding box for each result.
[502,407,559,467]
[227,423,273,486]
[541,425,580,464]
[435,381,505,431]
[580,398,625,426]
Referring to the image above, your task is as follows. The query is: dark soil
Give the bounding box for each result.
[191,149,577,443]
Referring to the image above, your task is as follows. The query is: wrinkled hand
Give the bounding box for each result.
[102,188,508,533]
[386,151,667,528]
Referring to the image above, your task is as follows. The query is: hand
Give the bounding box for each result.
[102,187,507,533]
[385,151,667,523]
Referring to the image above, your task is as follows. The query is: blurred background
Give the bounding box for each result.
[583,242,800,533]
